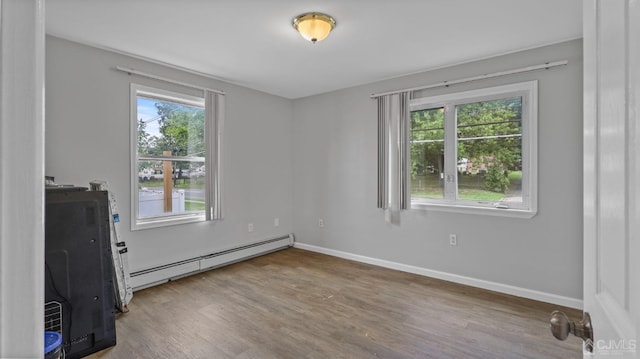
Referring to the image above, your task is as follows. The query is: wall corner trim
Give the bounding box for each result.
[294,242,583,309]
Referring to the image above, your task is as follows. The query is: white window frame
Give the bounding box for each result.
[130,83,210,230]
[409,81,537,218]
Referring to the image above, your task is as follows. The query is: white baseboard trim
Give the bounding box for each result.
[294,242,582,309]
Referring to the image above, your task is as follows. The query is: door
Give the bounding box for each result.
[581,0,639,357]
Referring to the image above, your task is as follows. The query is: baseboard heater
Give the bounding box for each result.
[130,234,294,290]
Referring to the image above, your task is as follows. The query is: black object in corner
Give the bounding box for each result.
[45,188,116,358]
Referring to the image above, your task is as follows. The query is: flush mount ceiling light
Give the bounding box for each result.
[292,12,336,44]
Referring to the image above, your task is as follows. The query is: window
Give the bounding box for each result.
[131,84,222,230]
[409,81,537,217]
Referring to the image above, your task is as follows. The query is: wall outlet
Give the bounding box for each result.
[274,218,279,227]
[248,223,254,232]
[318,218,324,227]
[449,234,457,246]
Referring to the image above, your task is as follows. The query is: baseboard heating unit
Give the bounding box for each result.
[130,234,294,290]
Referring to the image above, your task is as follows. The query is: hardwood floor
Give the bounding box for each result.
[88,248,582,358]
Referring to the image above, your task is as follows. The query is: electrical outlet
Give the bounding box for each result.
[318,218,324,227]
[274,218,279,227]
[449,234,457,246]
[248,223,254,232]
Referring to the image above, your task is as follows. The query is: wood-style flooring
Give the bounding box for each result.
[88,248,583,358]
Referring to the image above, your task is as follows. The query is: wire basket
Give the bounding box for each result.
[44,301,63,334]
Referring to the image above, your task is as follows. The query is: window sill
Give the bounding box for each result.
[411,201,537,219]
[132,213,206,231]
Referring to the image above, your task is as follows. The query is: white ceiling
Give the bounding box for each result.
[46,0,582,99]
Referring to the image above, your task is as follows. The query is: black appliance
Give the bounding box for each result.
[45,188,116,358]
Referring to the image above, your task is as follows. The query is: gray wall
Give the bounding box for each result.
[46,36,294,272]
[46,36,583,303]
[292,39,583,301]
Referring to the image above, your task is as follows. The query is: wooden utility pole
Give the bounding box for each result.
[163,150,172,212]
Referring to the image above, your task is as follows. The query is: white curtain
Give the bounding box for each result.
[205,90,225,220]
[377,91,411,223]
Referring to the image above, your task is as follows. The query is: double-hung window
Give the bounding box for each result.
[409,81,537,217]
[131,84,222,230]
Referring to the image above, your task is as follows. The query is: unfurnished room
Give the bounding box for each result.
[0,1,639,358]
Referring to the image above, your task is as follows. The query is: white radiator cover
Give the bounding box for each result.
[130,234,294,290]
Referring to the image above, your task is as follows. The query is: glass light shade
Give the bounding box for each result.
[293,13,336,43]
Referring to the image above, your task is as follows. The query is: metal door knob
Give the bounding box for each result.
[549,310,594,352]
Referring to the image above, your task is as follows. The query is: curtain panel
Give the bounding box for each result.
[377,91,411,221]
[205,90,225,220]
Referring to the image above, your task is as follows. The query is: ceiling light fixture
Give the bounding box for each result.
[292,12,336,44]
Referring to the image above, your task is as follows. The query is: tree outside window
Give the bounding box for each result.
[409,81,536,215]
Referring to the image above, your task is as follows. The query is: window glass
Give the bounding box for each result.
[136,160,206,219]
[133,86,208,228]
[410,107,445,200]
[456,97,522,203]
[409,81,536,217]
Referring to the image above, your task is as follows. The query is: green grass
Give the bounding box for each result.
[138,179,205,190]
[457,189,505,201]
[411,171,521,201]
[185,198,205,211]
